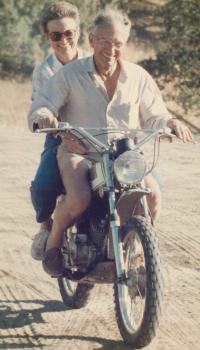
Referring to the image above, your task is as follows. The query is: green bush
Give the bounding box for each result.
[156,0,200,111]
[0,0,199,111]
[0,0,53,77]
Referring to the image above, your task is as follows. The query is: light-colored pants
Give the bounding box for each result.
[57,143,91,199]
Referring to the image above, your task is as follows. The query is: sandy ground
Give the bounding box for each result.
[0,79,200,349]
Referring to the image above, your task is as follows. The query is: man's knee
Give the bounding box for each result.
[145,174,162,221]
[149,187,161,206]
[57,147,90,181]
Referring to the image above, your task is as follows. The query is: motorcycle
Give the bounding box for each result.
[37,124,172,348]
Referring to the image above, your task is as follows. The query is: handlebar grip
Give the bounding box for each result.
[171,129,177,136]
[33,123,39,132]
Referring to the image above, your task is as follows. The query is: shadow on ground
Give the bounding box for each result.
[0,334,133,350]
[0,299,67,329]
[0,299,134,349]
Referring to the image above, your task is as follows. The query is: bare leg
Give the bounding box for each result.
[46,151,91,251]
[144,174,162,222]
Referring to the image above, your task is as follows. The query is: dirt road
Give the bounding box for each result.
[0,128,200,350]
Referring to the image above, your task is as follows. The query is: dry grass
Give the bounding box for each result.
[0,72,199,133]
[0,79,32,129]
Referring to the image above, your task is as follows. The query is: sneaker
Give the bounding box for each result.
[31,228,49,261]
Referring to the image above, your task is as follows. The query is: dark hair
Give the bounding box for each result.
[41,1,80,33]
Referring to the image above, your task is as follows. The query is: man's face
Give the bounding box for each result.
[46,17,79,60]
[89,22,127,71]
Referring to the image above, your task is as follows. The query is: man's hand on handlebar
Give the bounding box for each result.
[166,118,193,143]
[37,115,59,129]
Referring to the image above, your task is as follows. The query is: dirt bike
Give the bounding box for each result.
[37,124,172,348]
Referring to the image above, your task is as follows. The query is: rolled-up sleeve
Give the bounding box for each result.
[139,70,171,129]
[28,68,70,131]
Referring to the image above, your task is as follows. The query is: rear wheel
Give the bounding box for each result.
[58,278,94,309]
[114,216,163,348]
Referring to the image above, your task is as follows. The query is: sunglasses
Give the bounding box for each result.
[48,29,77,42]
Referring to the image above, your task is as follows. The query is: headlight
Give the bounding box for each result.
[113,150,147,185]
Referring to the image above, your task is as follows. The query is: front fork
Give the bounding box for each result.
[103,152,125,281]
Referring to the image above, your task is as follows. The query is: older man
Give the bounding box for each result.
[28,9,192,276]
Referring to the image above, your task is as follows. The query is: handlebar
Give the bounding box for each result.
[34,122,177,152]
[34,121,173,136]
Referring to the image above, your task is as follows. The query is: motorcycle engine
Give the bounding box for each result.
[62,230,97,272]
[88,195,109,249]
[62,196,109,272]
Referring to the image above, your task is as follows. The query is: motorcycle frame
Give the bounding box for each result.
[37,126,170,282]
[61,127,156,282]
[67,127,126,280]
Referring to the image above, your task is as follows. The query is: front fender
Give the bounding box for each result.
[116,189,150,226]
[107,188,150,260]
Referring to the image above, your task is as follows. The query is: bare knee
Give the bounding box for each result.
[56,149,91,219]
[149,187,161,206]
[145,174,162,222]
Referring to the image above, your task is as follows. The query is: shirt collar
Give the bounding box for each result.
[85,55,96,73]
[52,48,83,68]
[119,59,129,79]
[51,53,63,70]
[77,48,85,59]
[84,55,128,80]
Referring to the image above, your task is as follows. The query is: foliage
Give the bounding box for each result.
[156,0,200,111]
[0,0,199,111]
[0,0,43,77]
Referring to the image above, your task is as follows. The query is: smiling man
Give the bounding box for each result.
[28,8,192,276]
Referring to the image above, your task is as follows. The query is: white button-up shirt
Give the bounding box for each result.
[32,49,89,99]
[28,56,171,142]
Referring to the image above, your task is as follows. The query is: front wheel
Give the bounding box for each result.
[58,278,94,309]
[114,216,163,348]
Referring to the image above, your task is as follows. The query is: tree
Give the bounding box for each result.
[157,0,200,111]
[0,0,60,77]
[1,0,199,112]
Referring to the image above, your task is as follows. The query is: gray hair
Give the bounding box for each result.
[41,1,80,33]
[88,9,131,42]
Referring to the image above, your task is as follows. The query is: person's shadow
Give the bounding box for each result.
[0,299,67,329]
[0,299,133,350]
